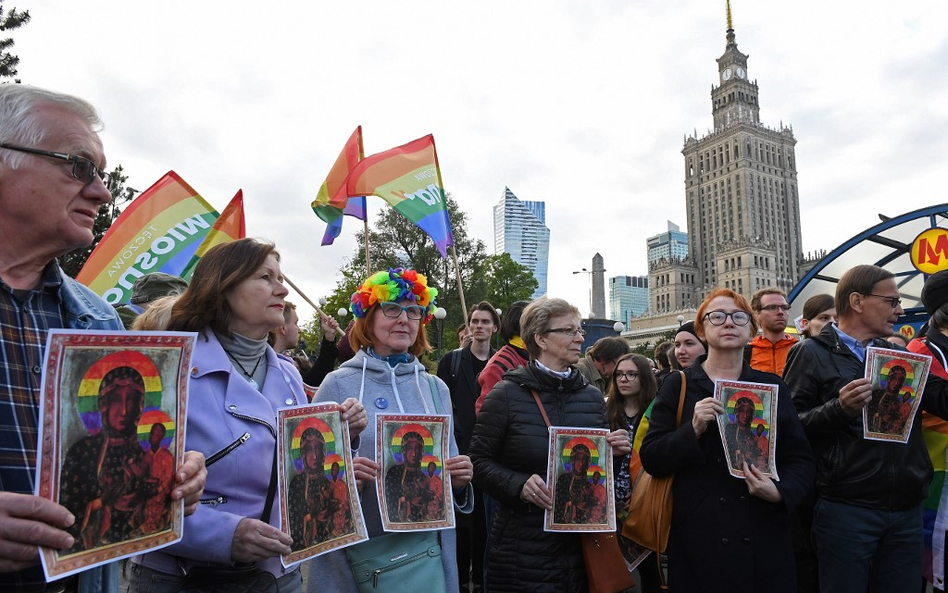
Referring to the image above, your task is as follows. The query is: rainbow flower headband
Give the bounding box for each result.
[350,268,438,324]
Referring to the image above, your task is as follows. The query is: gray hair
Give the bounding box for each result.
[520,297,581,359]
[0,85,102,169]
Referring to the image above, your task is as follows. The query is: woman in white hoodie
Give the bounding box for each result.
[306,268,473,593]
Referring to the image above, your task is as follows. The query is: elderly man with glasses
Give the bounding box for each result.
[784,264,948,593]
[0,85,206,593]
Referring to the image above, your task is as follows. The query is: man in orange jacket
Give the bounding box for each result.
[747,287,798,375]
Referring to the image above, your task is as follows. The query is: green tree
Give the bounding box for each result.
[482,253,538,314]
[0,1,30,79]
[325,195,488,358]
[60,166,137,278]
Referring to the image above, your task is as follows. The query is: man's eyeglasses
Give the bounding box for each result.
[703,310,751,326]
[0,143,112,188]
[379,302,426,320]
[864,293,902,308]
[615,371,639,382]
[759,304,791,312]
[545,327,587,338]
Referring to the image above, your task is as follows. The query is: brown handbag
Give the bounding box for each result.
[621,371,687,553]
[529,389,635,593]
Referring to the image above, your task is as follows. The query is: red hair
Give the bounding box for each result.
[694,288,758,340]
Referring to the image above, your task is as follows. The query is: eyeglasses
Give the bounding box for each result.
[759,304,791,312]
[703,310,751,326]
[379,302,426,320]
[615,371,639,382]
[0,143,112,188]
[864,293,902,308]
[545,327,587,338]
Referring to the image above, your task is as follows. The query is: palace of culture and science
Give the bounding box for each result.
[647,6,804,319]
[626,5,810,342]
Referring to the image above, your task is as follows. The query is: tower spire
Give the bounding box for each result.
[726,0,736,46]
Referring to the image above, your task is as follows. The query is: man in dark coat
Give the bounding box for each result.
[437,301,498,593]
[784,264,948,592]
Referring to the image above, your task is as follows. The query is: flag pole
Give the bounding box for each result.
[364,217,372,276]
[284,274,346,337]
[450,244,469,323]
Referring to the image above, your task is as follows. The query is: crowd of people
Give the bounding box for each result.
[5,82,948,593]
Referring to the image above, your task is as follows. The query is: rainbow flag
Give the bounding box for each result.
[346,134,454,258]
[179,190,246,280]
[76,172,218,305]
[312,126,366,246]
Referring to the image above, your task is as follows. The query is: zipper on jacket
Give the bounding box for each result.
[199,495,228,507]
[206,432,251,467]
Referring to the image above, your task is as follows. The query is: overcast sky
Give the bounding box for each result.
[12,0,948,320]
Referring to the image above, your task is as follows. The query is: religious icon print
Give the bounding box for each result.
[376,414,453,532]
[714,380,779,480]
[36,330,195,581]
[277,403,367,564]
[863,347,932,443]
[545,427,615,533]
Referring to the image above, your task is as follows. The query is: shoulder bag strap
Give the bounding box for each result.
[530,389,552,428]
[261,446,278,523]
[675,371,687,428]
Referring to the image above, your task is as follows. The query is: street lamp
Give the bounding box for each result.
[494,309,502,349]
[434,307,447,360]
[677,314,685,327]
[573,268,593,317]
[613,321,625,334]
[337,307,348,319]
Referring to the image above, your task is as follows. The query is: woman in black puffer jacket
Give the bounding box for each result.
[470,297,631,593]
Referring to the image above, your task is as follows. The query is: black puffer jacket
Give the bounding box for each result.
[470,362,607,593]
[784,323,948,509]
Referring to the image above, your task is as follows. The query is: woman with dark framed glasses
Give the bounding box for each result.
[639,288,814,592]
[306,268,474,593]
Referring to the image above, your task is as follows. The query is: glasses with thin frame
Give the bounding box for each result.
[864,293,902,308]
[615,371,639,382]
[379,302,426,320]
[703,310,751,326]
[0,143,112,188]
[545,327,587,338]
[759,304,791,312]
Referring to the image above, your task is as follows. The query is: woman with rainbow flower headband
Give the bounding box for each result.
[306,268,474,593]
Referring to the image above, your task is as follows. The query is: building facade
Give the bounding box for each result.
[647,221,690,266]
[609,275,650,327]
[650,8,804,307]
[493,186,550,298]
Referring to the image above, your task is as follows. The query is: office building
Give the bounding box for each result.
[493,187,550,298]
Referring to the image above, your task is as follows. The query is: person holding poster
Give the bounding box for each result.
[0,85,206,593]
[127,239,367,593]
[469,297,631,593]
[640,288,814,592]
[784,264,948,593]
[306,268,474,593]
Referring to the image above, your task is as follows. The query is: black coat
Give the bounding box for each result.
[640,361,814,593]
[783,323,948,509]
[470,362,607,593]
[437,343,494,455]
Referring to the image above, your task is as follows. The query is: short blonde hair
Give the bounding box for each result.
[520,297,581,359]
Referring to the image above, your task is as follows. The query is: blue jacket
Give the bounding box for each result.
[137,328,305,580]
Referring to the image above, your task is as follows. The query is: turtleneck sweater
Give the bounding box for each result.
[214,329,269,391]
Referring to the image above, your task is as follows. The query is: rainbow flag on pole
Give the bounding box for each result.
[345,134,454,258]
[179,190,246,280]
[76,172,218,305]
[312,126,366,246]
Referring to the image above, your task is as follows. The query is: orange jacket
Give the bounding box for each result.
[748,334,798,375]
